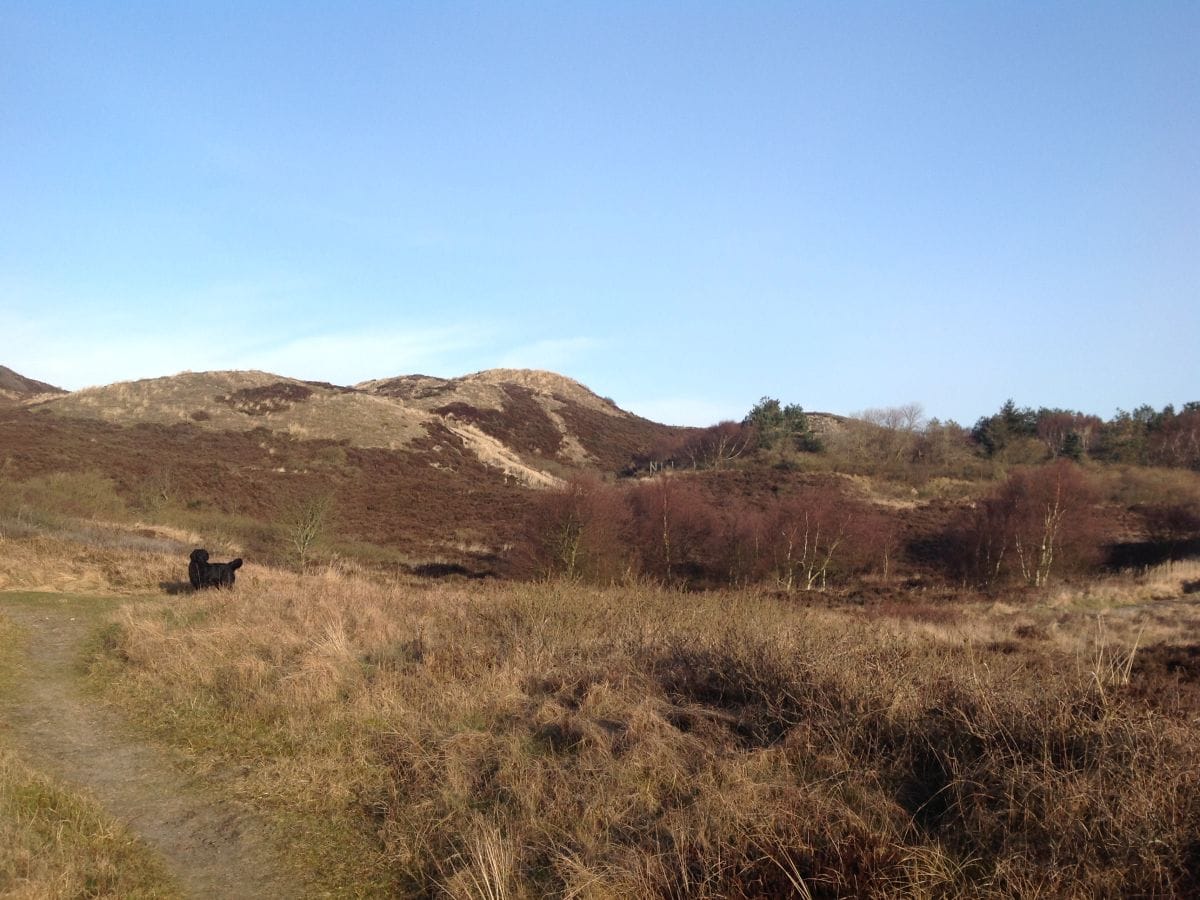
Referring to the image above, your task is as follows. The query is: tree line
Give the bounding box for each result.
[972,399,1200,468]
[627,397,1200,477]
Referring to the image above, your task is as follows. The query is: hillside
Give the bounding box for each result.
[0,367,687,574]
[359,368,680,472]
[0,365,65,406]
[27,368,680,471]
[5,364,1195,585]
[36,371,433,449]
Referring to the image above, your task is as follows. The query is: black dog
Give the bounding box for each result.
[188,548,243,590]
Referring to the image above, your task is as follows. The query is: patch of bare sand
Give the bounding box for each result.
[444,422,565,488]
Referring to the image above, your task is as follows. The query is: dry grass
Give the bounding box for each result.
[0,527,210,595]
[362,369,623,419]
[36,370,434,449]
[0,746,181,899]
[85,563,1200,898]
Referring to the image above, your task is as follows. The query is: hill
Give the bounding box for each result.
[37,370,433,449]
[359,368,680,472]
[5,365,1196,584]
[0,365,65,406]
[1,367,687,574]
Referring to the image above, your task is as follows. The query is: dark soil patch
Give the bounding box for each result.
[1125,643,1200,717]
[216,382,315,416]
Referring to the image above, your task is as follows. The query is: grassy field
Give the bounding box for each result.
[1,513,1197,897]
[4,368,1198,895]
[73,554,1200,898]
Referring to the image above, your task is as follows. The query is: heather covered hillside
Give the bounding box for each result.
[0,366,688,576]
[1,365,1197,585]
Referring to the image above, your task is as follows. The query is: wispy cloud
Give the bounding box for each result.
[0,309,235,389]
[5,280,598,391]
[1,301,496,390]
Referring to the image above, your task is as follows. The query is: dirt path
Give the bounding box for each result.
[0,595,309,899]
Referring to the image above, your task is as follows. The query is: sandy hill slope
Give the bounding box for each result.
[33,370,433,450]
[360,368,681,472]
[0,365,65,405]
[1,367,683,572]
[21,368,684,496]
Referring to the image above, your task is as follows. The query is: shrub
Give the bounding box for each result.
[626,477,719,584]
[764,487,864,591]
[944,460,1107,587]
[528,475,631,582]
[744,397,819,452]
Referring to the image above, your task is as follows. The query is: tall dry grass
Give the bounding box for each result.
[91,568,1200,898]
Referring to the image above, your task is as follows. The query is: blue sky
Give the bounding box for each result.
[2,2,1196,425]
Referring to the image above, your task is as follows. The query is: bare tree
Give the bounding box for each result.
[768,488,855,591]
[852,403,927,466]
[286,493,333,571]
[952,461,1102,587]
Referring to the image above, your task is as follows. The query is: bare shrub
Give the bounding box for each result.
[626,477,718,584]
[282,493,334,571]
[762,486,884,591]
[946,461,1107,587]
[528,475,630,582]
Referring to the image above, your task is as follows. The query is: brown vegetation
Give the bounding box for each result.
[216,381,316,415]
[0,407,538,574]
[80,564,1200,898]
[530,464,1107,594]
[941,461,1110,588]
[2,360,1198,896]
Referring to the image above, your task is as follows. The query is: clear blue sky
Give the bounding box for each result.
[2,2,1196,426]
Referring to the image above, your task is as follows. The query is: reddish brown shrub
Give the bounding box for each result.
[947,461,1106,587]
[626,477,719,584]
[528,475,630,582]
[760,485,883,591]
[1148,406,1200,469]
[708,499,771,588]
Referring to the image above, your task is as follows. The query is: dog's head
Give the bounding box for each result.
[190,548,209,565]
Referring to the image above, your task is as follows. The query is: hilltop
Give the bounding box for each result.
[37,370,433,449]
[359,368,677,472]
[19,367,681,482]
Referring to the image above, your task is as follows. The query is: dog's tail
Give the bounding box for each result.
[229,558,244,571]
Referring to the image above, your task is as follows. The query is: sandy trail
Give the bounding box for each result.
[0,596,308,899]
